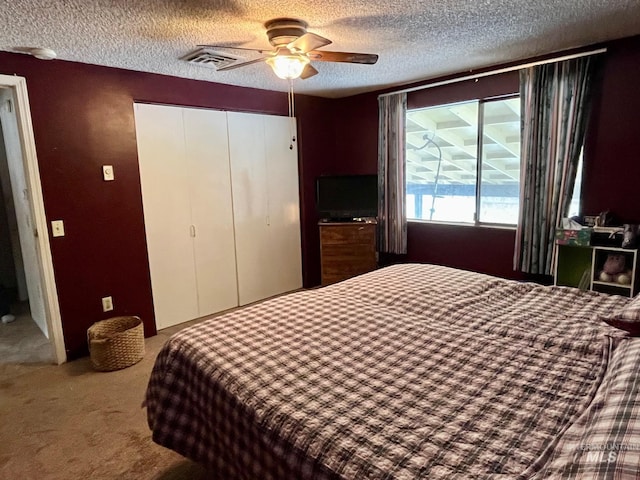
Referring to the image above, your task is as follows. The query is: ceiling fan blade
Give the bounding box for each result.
[288,33,332,53]
[216,56,268,71]
[300,64,319,80]
[197,44,271,54]
[307,51,378,65]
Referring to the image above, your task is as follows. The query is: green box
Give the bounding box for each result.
[555,244,592,288]
[555,229,592,246]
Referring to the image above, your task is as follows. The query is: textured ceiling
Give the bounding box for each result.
[2,1,640,98]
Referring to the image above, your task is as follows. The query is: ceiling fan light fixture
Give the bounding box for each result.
[197,17,377,81]
[266,53,309,80]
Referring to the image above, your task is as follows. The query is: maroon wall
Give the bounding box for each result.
[4,34,640,358]
[582,35,640,223]
[296,93,381,286]
[0,52,332,359]
[406,223,522,280]
[407,72,522,279]
[326,36,640,280]
[295,95,339,287]
[407,72,519,109]
[331,93,380,174]
[324,72,523,279]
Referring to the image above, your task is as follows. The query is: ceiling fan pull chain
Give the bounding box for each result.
[288,79,296,149]
[288,79,294,117]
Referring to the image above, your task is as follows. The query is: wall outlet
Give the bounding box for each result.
[102,165,115,181]
[102,296,113,312]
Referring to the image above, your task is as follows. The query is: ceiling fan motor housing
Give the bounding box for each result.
[265,18,308,47]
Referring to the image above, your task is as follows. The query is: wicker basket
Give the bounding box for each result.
[87,316,145,371]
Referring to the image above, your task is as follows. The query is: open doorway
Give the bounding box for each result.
[0,106,51,362]
[0,76,65,364]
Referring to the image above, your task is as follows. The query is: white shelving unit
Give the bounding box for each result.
[590,246,638,298]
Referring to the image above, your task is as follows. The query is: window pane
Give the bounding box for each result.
[479,98,521,224]
[406,193,416,219]
[567,152,583,218]
[406,101,478,223]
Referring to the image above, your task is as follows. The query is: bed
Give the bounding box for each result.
[145,263,640,479]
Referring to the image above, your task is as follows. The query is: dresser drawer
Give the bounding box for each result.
[319,224,376,245]
[321,244,377,268]
[319,222,377,285]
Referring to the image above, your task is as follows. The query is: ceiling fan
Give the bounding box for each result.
[198,17,379,80]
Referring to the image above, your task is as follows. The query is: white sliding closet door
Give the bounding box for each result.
[136,104,301,326]
[135,104,198,328]
[227,112,271,305]
[228,111,302,305]
[135,104,238,330]
[263,115,302,293]
[183,107,238,316]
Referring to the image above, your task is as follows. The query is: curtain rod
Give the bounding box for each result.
[378,47,607,98]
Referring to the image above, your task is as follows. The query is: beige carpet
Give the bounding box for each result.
[0,302,54,364]
[0,318,212,479]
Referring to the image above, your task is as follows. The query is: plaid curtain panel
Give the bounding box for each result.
[377,93,407,254]
[515,56,600,275]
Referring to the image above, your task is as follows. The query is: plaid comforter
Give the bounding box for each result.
[145,264,640,479]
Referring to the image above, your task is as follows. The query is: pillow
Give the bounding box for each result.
[600,294,640,335]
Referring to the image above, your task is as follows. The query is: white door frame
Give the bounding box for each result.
[0,74,65,364]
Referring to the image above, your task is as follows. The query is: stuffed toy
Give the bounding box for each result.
[599,254,632,284]
[622,224,640,249]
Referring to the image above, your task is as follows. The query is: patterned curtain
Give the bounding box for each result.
[378,93,407,254]
[514,56,599,274]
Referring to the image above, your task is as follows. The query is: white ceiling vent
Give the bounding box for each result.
[182,48,243,70]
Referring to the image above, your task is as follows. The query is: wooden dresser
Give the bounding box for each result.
[319,221,377,285]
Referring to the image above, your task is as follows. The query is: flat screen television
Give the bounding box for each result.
[316,174,378,220]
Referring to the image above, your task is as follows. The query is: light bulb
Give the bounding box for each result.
[266,54,309,80]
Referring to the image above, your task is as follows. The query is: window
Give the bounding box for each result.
[406,97,521,225]
[567,154,583,218]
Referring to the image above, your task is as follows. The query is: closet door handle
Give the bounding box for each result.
[190,225,196,237]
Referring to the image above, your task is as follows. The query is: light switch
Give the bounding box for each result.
[102,296,113,312]
[103,165,115,181]
[51,220,65,237]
